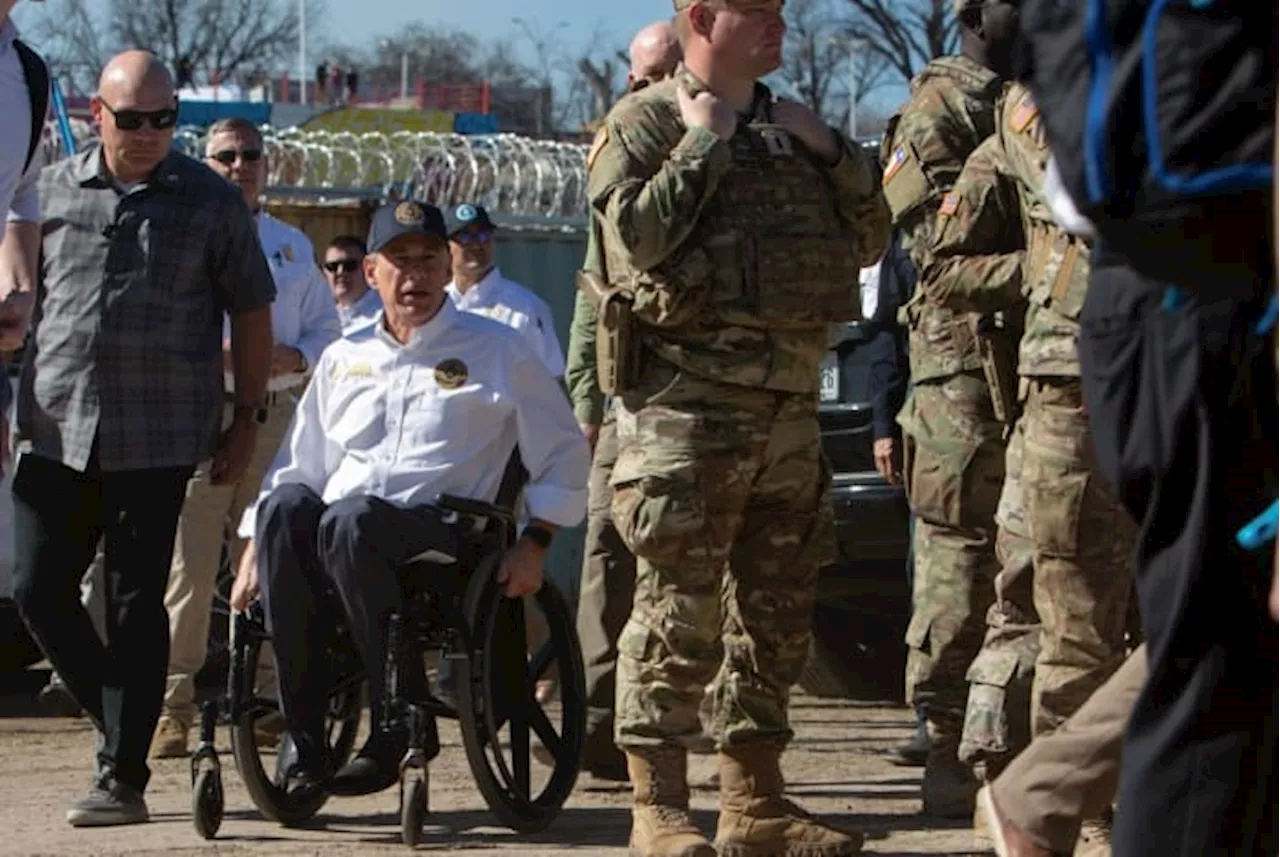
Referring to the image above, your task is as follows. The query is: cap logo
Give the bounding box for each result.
[394,201,423,225]
[434,358,469,390]
[456,204,477,221]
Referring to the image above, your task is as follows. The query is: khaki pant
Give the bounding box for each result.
[162,398,295,727]
[991,644,1146,853]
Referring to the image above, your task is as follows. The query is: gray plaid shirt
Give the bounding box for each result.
[17,145,276,472]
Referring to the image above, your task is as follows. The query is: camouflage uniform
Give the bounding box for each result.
[993,87,1136,742]
[928,82,1137,852]
[589,63,889,857]
[880,53,1006,816]
[921,131,1039,781]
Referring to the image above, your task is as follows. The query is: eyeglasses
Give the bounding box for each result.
[100,100,179,131]
[323,259,361,273]
[209,148,263,165]
[451,229,492,245]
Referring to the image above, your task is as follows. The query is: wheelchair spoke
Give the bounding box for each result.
[529,704,561,756]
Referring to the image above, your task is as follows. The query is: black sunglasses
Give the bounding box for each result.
[210,148,263,165]
[323,259,361,273]
[101,99,179,131]
[451,229,492,245]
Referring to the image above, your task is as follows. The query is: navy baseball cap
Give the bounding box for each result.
[446,203,495,236]
[367,200,448,253]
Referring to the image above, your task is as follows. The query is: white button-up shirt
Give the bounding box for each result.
[338,287,384,337]
[446,268,565,378]
[237,299,590,539]
[0,18,41,240]
[224,212,342,392]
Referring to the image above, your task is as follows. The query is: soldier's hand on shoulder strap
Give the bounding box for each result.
[677,85,736,141]
[772,99,839,164]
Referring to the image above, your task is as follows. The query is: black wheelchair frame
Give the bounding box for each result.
[188,456,588,847]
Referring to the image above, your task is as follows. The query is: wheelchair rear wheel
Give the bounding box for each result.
[229,612,364,826]
[456,555,587,833]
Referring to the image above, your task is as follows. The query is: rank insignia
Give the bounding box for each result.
[434,358,469,389]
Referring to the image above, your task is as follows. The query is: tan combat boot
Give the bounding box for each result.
[714,745,864,857]
[626,746,716,857]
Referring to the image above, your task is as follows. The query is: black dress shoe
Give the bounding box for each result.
[275,730,330,799]
[330,727,426,797]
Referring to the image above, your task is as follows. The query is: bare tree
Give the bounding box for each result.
[841,0,957,84]
[28,0,307,94]
[772,0,891,128]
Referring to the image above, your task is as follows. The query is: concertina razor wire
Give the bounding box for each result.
[40,121,593,219]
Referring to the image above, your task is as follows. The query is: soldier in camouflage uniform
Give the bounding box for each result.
[924,81,1138,855]
[586,0,890,853]
[916,129,1040,788]
[879,0,1021,818]
[565,19,685,784]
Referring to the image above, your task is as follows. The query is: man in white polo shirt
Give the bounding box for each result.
[444,203,565,378]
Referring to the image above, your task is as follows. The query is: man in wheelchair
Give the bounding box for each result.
[226,200,589,798]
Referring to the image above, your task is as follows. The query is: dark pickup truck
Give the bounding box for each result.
[805,320,912,701]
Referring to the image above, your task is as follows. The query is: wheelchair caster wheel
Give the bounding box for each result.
[400,768,428,847]
[192,766,224,839]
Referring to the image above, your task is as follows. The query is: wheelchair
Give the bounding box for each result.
[188,470,588,848]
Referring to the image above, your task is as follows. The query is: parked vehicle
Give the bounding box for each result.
[806,320,912,701]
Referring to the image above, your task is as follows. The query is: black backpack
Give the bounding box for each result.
[1017,0,1276,294]
[14,38,50,172]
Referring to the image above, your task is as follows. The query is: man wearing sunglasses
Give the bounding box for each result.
[148,115,342,761]
[12,50,277,827]
[323,234,383,335]
[444,204,565,378]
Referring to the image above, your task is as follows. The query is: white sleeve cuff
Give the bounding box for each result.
[521,483,587,529]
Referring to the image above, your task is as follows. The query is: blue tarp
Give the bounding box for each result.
[454,112,499,134]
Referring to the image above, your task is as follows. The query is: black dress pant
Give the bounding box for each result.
[13,450,193,794]
[1080,256,1278,857]
[255,484,459,745]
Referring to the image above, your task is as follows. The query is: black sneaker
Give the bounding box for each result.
[65,773,149,827]
[40,673,84,718]
[889,715,930,767]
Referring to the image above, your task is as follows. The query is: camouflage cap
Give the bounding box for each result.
[954,0,984,14]
[673,0,777,10]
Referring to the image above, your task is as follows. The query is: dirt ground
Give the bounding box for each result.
[0,685,988,857]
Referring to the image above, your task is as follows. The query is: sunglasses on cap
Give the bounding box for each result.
[451,229,492,245]
[323,259,361,273]
[209,148,263,165]
[101,100,179,131]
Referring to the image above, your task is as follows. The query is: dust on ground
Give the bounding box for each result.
[0,691,987,857]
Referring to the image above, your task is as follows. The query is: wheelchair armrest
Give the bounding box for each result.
[436,494,516,527]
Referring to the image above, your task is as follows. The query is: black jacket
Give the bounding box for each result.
[865,230,916,441]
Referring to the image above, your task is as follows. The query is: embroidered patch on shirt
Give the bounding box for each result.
[332,361,374,381]
[939,192,959,216]
[882,147,907,184]
[434,358,469,389]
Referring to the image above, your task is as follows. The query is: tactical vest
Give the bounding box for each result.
[620,117,862,331]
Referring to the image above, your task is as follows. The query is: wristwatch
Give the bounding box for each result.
[234,403,269,425]
[520,524,555,549]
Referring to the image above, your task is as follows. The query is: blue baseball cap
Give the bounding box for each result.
[446,203,495,236]
[367,200,448,253]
